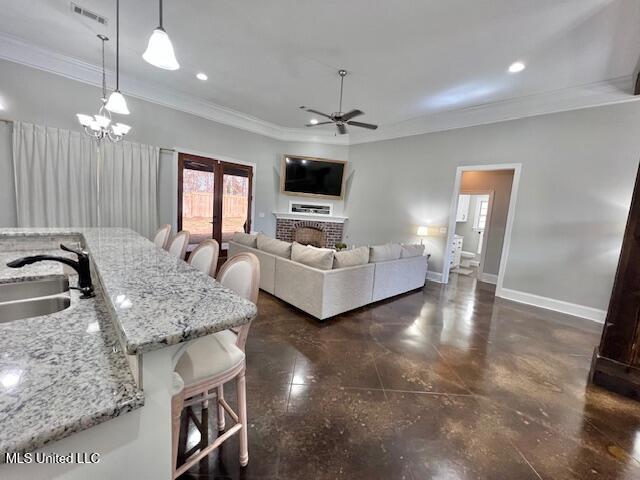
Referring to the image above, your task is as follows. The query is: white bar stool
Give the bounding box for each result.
[167,230,190,260]
[172,252,260,477]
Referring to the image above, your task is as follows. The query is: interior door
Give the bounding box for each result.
[178,153,253,253]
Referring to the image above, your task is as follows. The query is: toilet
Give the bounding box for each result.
[460,251,475,268]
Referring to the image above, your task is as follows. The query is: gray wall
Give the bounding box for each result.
[460,170,514,276]
[346,102,640,310]
[0,59,348,236]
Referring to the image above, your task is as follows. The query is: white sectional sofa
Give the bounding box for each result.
[228,235,428,320]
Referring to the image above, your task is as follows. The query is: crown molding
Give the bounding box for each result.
[348,75,639,144]
[0,33,348,146]
[1,32,637,147]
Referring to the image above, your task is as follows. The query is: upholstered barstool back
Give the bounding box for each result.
[217,253,260,351]
[188,239,220,277]
[168,231,190,260]
[154,224,172,249]
[217,253,260,303]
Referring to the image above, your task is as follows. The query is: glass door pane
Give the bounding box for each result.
[182,167,214,246]
[221,172,250,245]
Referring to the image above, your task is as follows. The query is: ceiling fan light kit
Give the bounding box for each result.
[304,69,378,135]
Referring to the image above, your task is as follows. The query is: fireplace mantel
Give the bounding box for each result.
[272,211,349,224]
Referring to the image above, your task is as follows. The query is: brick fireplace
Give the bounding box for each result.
[275,218,344,248]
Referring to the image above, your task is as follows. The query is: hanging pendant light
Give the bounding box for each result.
[143,0,179,70]
[105,0,130,114]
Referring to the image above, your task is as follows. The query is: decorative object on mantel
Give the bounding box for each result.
[335,242,347,251]
[143,0,180,70]
[76,34,131,142]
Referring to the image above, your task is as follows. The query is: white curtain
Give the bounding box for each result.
[12,121,160,238]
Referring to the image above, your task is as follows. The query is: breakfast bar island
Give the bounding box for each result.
[0,227,257,479]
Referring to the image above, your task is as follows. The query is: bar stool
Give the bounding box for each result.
[154,224,172,249]
[187,239,220,277]
[167,231,190,260]
[172,252,260,477]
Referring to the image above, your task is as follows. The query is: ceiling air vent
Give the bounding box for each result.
[70,2,108,26]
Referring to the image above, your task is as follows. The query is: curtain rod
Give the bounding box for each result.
[1,118,175,152]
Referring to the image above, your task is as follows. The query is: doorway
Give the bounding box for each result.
[451,192,492,280]
[177,152,253,254]
[443,164,521,295]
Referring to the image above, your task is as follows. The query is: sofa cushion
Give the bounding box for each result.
[401,244,425,258]
[369,243,402,263]
[333,246,370,269]
[257,234,292,258]
[291,242,335,270]
[232,231,258,248]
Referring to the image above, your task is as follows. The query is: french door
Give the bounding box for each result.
[177,152,253,253]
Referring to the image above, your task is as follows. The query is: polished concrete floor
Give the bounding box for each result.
[178,274,640,480]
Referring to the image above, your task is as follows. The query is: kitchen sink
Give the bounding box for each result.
[0,277,69,303]
[0,277,71,323]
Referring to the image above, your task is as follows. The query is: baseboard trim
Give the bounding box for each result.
[478,272,498,284]
[426,271,444,283]
[498,288,606,324]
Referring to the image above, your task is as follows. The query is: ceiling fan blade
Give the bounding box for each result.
[305,108,333,120]
[305,121,334,127]
[347,121,378,130]
[340,109,363,122]
[337,123,347,135]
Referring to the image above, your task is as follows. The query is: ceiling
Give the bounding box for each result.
[0,0,638,144]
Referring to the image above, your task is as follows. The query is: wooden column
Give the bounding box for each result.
[590,163,640,400]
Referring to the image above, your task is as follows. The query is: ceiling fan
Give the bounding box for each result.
[302,69,378,135]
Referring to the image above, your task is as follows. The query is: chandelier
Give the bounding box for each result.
[77,1,131,142]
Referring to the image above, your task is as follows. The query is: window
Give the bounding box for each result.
[474,199,489,230]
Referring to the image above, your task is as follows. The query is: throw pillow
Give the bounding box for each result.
[369,243,403,263]
[291,242,335,270]
[401,244,425,258]
[333,246,370,269]
[257,234,292,258]
[232,232,258,248]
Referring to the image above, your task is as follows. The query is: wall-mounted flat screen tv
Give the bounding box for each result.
[280,155,347,199]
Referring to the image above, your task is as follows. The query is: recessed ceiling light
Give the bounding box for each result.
[508,61,525,73]
[309,118,319,125]
[196,72,208,81]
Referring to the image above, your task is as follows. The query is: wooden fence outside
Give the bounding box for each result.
[183,192,248,219]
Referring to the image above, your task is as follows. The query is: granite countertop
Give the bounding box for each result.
[0,228,258,354]
[0,227,257,456]
[0,248,145,455]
